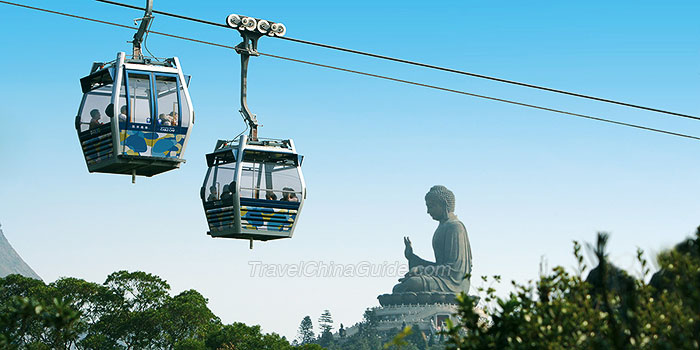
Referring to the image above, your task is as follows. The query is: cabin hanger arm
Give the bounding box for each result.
[226,13,287,142]
[132,0,154,59]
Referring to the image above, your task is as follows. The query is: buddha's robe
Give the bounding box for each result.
[394,214,472,293]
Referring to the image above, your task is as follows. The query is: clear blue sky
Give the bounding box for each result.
[1,0,699,339]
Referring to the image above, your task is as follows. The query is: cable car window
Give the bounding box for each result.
[179,81,191,128]
[154,75,179,127]
[79,84,112,132]
[205,164,236,202]
[126,72,152,125]
[270,165,302,201]
[240,161,264,199]
[117,78,128,123]
[239,160,302,200]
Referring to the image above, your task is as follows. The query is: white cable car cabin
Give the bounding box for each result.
[202,135,306,241]
[75,52,194,177]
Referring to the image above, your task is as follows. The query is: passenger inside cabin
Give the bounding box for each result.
[89,109,102,129]
[266,191,278,200]
[207,185,218,202]
[158,113,171,126]
[221,185,232,200]
[105,103,114,120]
[118,105,128,123]
[169,112,179,126]
[281,187,299,202]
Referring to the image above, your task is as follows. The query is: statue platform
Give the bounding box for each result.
[377,292,458,306]
[373,301,459,334]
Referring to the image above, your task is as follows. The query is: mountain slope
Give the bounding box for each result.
[0,223,41,280]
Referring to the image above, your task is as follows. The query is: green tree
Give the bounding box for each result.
[384,326,419,350]
[297,315,315,345]
[441,229,700,350]
[98,270,171,349]
[50,277,111,323]
[319,309,334,334]
[77,333,121,350]
[0,294,81,350]
[49,277,114,349]
[0,274,47,300]
[205,322,293,350]
[297,344,325,350]
[356,308,383,349]
[104,270,170,312]
[41,296,83,350]
[403,325,428,350]
[0,274,85,349]
[1,270,310,350]
[0,275,49,347]
[160,289,220,349]
[174,338,206,350]
[318,310,334,347]
[333,309,384,350]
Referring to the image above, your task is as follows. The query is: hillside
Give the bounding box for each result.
[0,223,41,280]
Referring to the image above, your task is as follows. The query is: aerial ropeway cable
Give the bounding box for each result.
[2,0,697,142]
[93,0,700,122]
[1,0,698,249]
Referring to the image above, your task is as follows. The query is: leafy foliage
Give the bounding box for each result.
[205,322,291,350]
[384,326,413,350]
[4,227,697,350]
[314,309,442,350]
[297,315,315,345]
[442,228,700,350]
[318,310,335,347]
[0,271,305,350]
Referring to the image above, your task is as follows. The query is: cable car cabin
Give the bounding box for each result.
[75,52,194,177]
[202,135,306,241]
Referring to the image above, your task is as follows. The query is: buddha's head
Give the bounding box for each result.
[425,185,455,221]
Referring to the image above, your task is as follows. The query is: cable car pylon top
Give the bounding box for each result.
[131,0,153,60]
[226,13,286,141]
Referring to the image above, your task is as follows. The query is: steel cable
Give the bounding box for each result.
[1,0,699,141]
[93,0,700,122]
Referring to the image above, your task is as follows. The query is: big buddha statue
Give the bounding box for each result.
[378,185,472,306]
